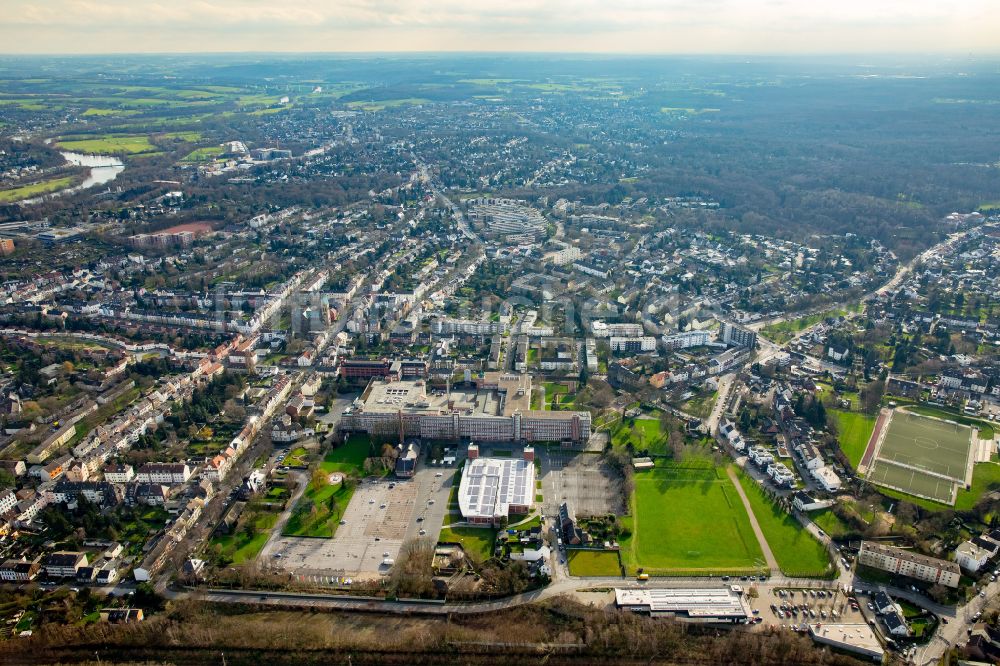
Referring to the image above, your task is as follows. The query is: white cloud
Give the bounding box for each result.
[0,0,996,53]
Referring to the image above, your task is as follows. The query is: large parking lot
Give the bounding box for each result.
[543,449,625,517]
[749,585,869,631]
[264,461,454,581]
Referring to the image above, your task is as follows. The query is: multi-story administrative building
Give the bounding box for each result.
[720,322,758,349]
[857,541,961,588]
[661,330,710,351]
[340,372,591,445]
[610,337,658,353]
[432,318,508,336]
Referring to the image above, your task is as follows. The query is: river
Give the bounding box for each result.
[20,151,126,204]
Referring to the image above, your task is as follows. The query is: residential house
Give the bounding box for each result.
[44,551,88,578]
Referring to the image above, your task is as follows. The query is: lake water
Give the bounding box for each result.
[60,151,125,188]
[20,151,126,204]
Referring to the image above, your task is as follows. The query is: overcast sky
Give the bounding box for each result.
[0,0,997,55]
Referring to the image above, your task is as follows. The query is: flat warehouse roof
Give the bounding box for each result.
[361,380,502,416]
[809,623,884,659]
[615,587,749,618]
[458,456,535,521]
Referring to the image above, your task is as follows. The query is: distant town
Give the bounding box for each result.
[0,54,999,665]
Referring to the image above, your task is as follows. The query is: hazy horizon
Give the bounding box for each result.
[1,0,997,56]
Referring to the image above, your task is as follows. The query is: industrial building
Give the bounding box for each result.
[457,445,536,526]
[339,373,591,444]
[614,587,751,624]
[468,198,547,242]
[808,623,884,661]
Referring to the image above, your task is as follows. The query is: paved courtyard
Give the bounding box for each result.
[265,479,414,579]
[543,449,625,518]
[263,460,454,581]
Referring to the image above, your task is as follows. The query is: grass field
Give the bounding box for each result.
[210,512,278,563]
[345,97,430,112]
[737,474,834,578]
[567,550,622,577]
[866,410,974,505]
[320,435,372,475]
[438,526,496,560]
[282,480,355,538]
[284,446,309,467]
[620,460,764,575]
[681,391,717,419]
[56,134,158,155]
[761,303,863,344]
[180,146,224,162]
[877,411,973,480]
[905,404,995,439]
[880,461,1000,512]
[811,509,855,539]
[830,409,877,468]
[0,175,77,203]
[611,418,666,453]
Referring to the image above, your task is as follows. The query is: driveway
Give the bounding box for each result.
[258,471,307,561]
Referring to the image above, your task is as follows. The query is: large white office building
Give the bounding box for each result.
[340,372,591,444]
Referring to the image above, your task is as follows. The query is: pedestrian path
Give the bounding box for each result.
[726,466,779,574]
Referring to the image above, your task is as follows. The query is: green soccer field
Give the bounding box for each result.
[877,411,973,481]
[866,460,957,504]
[620,462,765,575]
[866,410,975,504]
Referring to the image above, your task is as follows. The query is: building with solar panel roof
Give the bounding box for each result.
[457,444,536,526]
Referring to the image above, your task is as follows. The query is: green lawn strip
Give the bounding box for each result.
[438,526,496,560]
[567,550,621,577]
[282,481,355,538]
[210,512,279,564]
[509,514,541,531]
[621,461,764,575]
[181,145,224,162]
[830,409,876,469]
[56,135,158,155]
[611,418,665,451]
[736,473,833,578]
[811,509,855,539]
[319,434,373,475]
[0,175,77,203]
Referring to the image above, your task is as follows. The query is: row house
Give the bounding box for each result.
[135,463,191,485]
[0,558,40,582]
[48,481,124,508]
[767,462,795,488]
[857,541,960,588]
[103,463,135,484]
[125,483,170,506]
[748,446,774,468]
